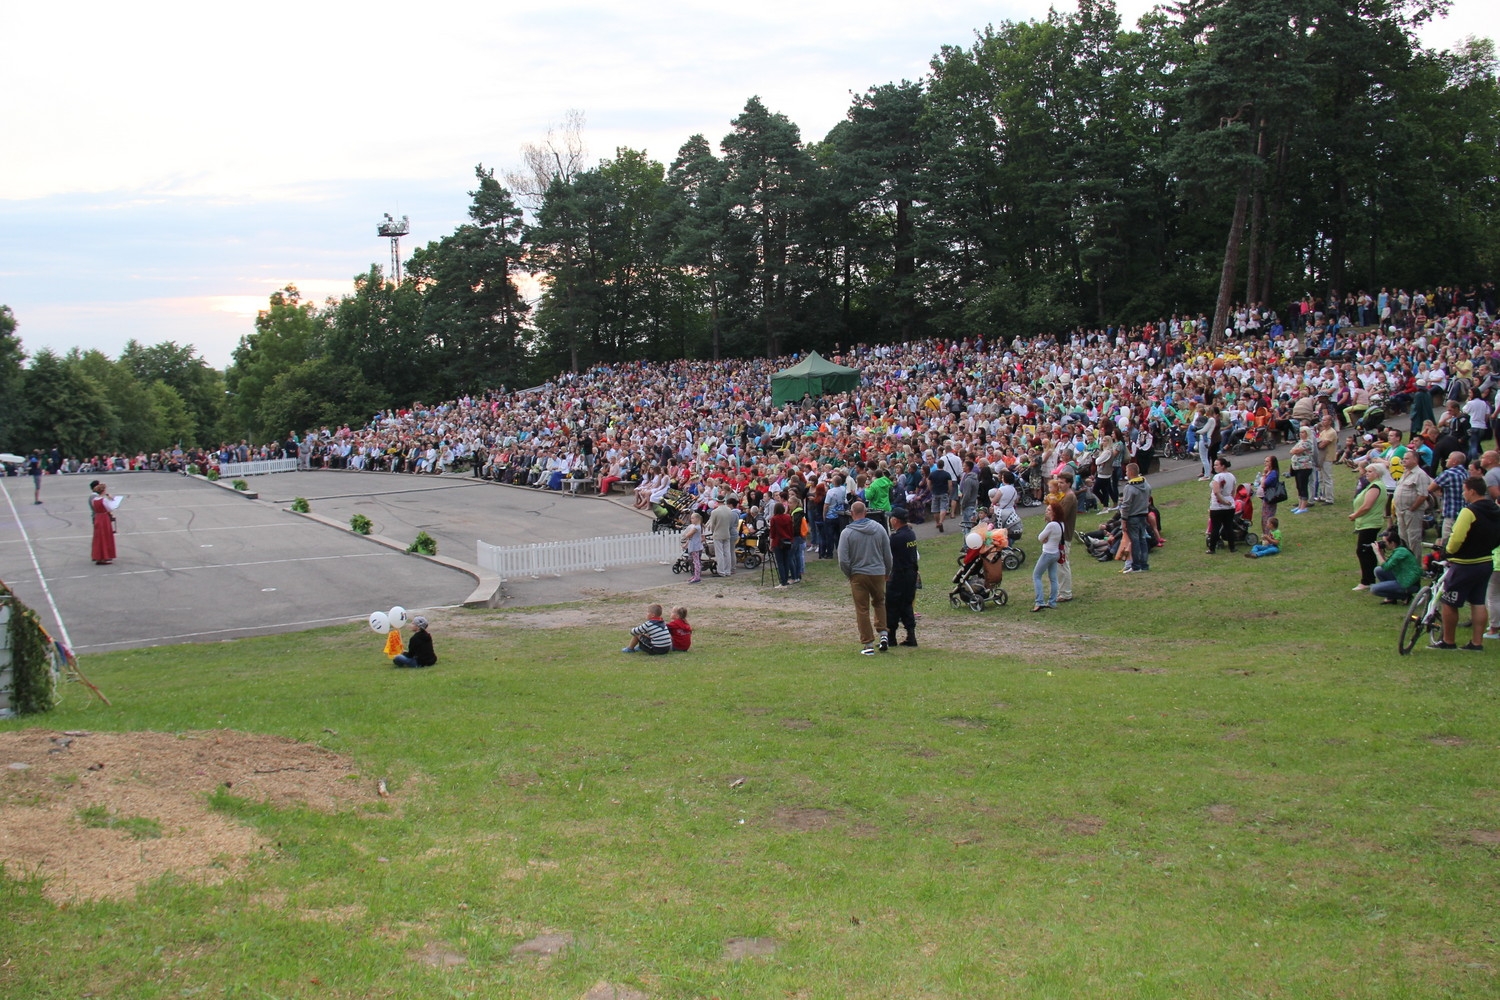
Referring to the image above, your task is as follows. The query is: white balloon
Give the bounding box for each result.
[368,611,390,634]
[388,606,408,630]
[965,531,983,551]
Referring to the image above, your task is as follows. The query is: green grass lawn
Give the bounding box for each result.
[3,469,1498,999]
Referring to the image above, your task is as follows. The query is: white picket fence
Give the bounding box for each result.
[477,531,680,581]
[217,458,298,477]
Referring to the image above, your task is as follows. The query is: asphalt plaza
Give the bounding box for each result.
[0,470,654,653]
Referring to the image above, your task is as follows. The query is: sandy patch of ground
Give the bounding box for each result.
[0,729,380,902]
[431,577,1087,659]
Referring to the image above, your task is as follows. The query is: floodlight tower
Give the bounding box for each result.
[377,213,410,284]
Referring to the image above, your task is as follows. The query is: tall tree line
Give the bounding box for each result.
[11,0,1494,450]
[0,305,226,457]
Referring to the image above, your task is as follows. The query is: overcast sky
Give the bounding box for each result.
[1,0,1489,368]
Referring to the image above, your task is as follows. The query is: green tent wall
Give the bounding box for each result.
[769,352,861,406]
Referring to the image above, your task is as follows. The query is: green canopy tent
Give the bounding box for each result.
[770,352,861,407]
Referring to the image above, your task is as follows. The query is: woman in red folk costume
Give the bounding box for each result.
[89,480,122,565]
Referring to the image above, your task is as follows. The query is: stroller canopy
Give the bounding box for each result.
[770,352,861,407]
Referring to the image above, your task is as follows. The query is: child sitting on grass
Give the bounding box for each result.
[622,604,672,655]
[667,606,692,651]
[392,616,438,667]
[1245,517,1282,558]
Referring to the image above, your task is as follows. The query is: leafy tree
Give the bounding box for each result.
[666,135,732,359]
[529,148,686,370]
[324,266,427,408]
[256,357,386,439]
[18,350,114,458]
[0,306,24,451]
[719,97,817,357]
[119,340,224,445]
[225,286,322,441]
[408,166,530,392]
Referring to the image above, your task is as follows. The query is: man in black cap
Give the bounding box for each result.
[886,507,920,647]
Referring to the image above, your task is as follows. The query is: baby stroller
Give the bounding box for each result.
[651,489,692,533]
[987,511,1028,570]
[949,530,1010,612]
[734,526,765,569]
[672,535,719,576]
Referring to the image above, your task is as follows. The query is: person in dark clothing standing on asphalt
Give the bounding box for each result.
[886,507,920,646]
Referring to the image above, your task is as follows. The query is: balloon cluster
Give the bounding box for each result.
[964,528,1009,551]
[367,606,409,634]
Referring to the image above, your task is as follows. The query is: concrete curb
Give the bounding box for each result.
[187,473,259,500]
[285,508,505,609]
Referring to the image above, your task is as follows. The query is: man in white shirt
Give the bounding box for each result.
[1463,393,1491,460]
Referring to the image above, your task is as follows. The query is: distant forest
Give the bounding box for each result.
[2,0,1496,454]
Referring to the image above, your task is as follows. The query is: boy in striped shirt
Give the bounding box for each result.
[623,604,673,655]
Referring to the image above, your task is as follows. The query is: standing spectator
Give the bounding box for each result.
[1349,463,1388,590]
[1430,476,1500,650]
[1433,451,1468,541]
[1288,426,1315,513]
[927,458,953,533]
[707,499,740,577]
[837,501,893,655]
[1315,415,1339,504]
[769,502,795,589]
[865,467,893,528]
[680,511,705,584]
[1207,457,1238,554]
[1054,476,1078,602]
[1392,450,1433,554]
[26,451,42,505]
[886,508,919,647]
[1031,503,1064,612]
[821,474,848,560]
[1119,462,1154,574]
[1464,391,1491,461]
[1257,455,1283,537]
[957,460,980,533]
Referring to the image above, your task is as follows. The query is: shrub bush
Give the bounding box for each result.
[350,513,373,535]
[291,497,310,513]
[407,531,438,556]
[232,479,248,492]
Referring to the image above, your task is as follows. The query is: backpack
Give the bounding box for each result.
[791,506,809,538]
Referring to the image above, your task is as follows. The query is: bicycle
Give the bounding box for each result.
[1398,554,1447,655]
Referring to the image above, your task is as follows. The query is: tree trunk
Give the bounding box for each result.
[895,197,915,340]
[1259,135,1288,307]
[1211,176,1250,346]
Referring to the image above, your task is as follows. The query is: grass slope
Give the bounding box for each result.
[3,469,1497,999]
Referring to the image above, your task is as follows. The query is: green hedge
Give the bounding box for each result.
[2,583,56,715]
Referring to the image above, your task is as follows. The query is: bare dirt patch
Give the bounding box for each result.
[723,936,779,961]
[1428,735,1469,747]
[0,729,380,902]
[513,931,574,964]
[772,806,836,832]
[582,983,651,1000]
[1054,814,1106,836]
[412,941,467,968]
[1463,830,1500,846]
[1205,804,1238,824]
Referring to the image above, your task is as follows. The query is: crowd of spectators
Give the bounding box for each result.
[274,284,1497,521]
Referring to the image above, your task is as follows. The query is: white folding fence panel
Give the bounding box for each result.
[217,459,299,477]
[477,532,680,581]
